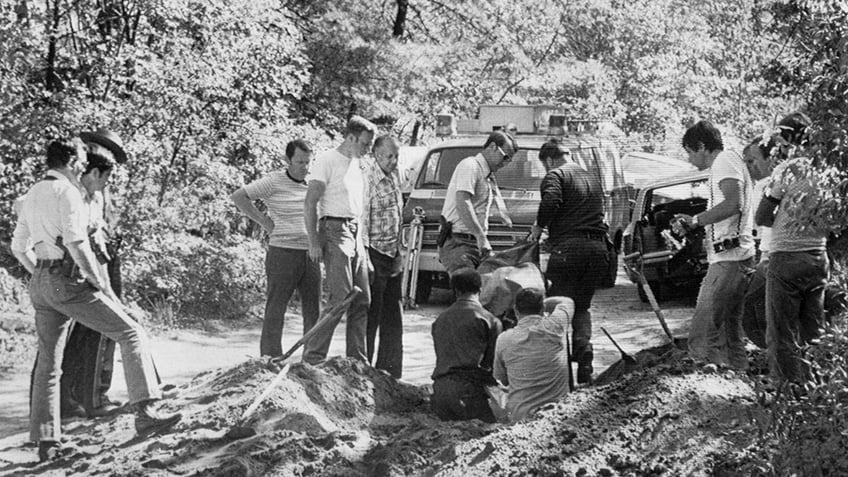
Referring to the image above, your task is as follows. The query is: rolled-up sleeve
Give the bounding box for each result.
[10,216,31,254]
[537,170,563,229]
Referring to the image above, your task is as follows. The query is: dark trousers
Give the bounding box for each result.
[261,246,321,357]
[545,237,608,377]
[438,235,482,274]
[431,376,495,423]
[742,260,769,349]
[766,250,829,382]
[366,248,404,378]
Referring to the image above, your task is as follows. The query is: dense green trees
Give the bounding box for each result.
[1,0,845,314]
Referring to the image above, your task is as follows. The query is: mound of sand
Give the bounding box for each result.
[1,347,768,476]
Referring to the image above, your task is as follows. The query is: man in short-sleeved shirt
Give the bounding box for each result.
[303,116,377,364]
[494,290,573,422]
[231,140,319,358]
[673,120,755,370]
[438,131,517,274]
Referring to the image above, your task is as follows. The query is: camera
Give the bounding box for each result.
[712,236,741,253]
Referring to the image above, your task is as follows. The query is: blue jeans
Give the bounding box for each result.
[29,267,160,442]
[261,246,321,357]
[545,237,608,377]
[766,250,829,381]
[303,218,370,364]
[688,258,755,368]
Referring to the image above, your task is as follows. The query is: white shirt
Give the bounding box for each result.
[310,149,365,219]
[707,150,755,264]
[440,154,493,234]
[11,170,89,259]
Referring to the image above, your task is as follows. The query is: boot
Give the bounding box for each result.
[38,440,64,462]
[134,400,181,436]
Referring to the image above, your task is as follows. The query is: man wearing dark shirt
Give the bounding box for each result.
[431,268,502,422]
[530,139,608,385]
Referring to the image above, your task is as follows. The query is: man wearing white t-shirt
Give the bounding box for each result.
[231,139,318,358]
[438,131,517,274]
[304,116,378,364]
[673,120,755,370]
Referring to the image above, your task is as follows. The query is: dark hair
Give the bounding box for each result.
[373,134,399,151]
[482,130,518,153]
[539,138,570,166]
[777,111,811,146]
[45,139,79,169]
[344,115,378,137]
[285,139,313,159]
[83,143,116,175]
[514,288,544,315]
[682,120,724,152]
[450,268,482,295]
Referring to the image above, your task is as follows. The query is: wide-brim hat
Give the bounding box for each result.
[80,128,128,163]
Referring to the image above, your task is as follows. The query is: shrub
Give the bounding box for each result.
[123,232,265,321]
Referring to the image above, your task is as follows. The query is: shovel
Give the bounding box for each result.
[224,286,362,440]
[601,327,638,366]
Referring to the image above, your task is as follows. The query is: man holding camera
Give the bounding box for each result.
[673,120,755,370]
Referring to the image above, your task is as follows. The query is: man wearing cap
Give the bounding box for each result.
[438,131,517,274]
[61,128,128,417]
[12,140,180,461]
[531,138,609,385]
[303,115,377,364]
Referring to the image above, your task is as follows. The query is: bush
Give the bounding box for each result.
[123,232,265,321]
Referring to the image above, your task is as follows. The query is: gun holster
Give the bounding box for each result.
[437,216,452,248]
[54,236,82,279]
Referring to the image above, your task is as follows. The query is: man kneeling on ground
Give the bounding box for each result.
[430,268,502,422]
[494,288,574,422]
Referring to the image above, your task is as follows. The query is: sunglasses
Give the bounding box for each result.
[497,146,514,163]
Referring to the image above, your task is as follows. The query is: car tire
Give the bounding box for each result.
[415,272,432,305]
[637,280,665,303]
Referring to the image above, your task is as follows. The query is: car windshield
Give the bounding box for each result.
[650,179,709,206]
[416,147,547,191]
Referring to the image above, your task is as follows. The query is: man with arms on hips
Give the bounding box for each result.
[493,288,573,422]
[438,131,517,274]
[231,139,319,358]
[303,116,377,364]
[362,135,405,378]
[11,140,180,462]
[430,268,502,422]
[672,120,755,370]
[531,138,609,385]
[754,112,829,382]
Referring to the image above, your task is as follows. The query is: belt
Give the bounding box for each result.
[321,216,357,222]
[35,259,63,269]
[558,232,606,241]
[451,232,477,241]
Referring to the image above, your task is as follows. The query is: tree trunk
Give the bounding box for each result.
[45,0,61,91]
[393,0,408,37]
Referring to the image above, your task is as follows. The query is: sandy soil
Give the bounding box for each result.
[0,270,726,475]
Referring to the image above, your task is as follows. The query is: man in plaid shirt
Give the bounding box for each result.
[362,135,405,378]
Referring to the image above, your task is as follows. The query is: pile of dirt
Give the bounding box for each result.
[2,348,768,476]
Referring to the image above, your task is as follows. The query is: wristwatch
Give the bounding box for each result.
[691,215,700,228]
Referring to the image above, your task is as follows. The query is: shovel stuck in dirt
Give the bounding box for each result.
[601,327,638,366]
[224,286,363,441]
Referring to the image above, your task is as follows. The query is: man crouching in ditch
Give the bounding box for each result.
[11,139,181,462]
[430,268,502,422]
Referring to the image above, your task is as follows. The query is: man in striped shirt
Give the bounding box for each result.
[231,139,319,358]
[363,135,405,378]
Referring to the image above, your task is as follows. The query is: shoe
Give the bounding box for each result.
[38,440,63,462]
[88,397,123,418]
[61,400,87,420]
[134,400,182,436]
